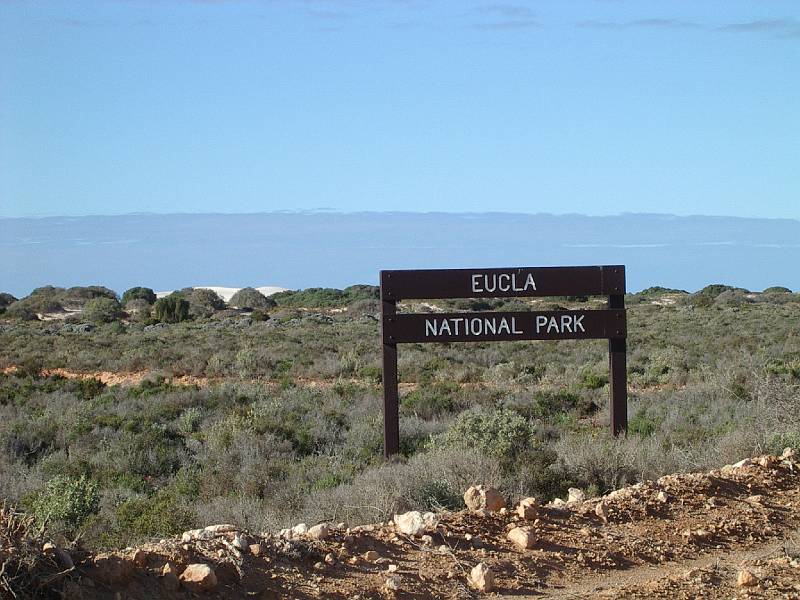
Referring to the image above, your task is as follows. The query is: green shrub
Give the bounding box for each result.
[229,287,276,310]
[178,406,204,434]
[29,475,100,529]
[122,287,157,305]
[509,390,595,420]
[697,284,738,297]
[4,303,39,321]
[272,285,378,308]
[766,431,800,454]
[628,410,658,437]
[153,295,190,323]
[0,292,18,313]
[115,488,195,541]
[401,383,458,419]
[638,286,688,295]
[358,365,382,384]
[83,297,123,323]
[62,286,118,308]
[409,478,463,511]
[181,288,226,318]
[434,408,540,465]
[581,371,609,390]
[124,298,152,321]
[70,377,106,401]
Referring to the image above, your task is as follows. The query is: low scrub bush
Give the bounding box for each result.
[153,295,190,323]
[27,475,100,531]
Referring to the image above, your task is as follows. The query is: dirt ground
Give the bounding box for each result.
[9,449,792,599]
[0,366,676,396]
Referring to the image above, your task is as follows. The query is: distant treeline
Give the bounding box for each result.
[0,284,382,324]
[1,282,796,325]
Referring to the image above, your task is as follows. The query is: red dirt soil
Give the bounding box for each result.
[8,450,798,599]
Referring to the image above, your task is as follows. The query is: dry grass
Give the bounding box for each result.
[0,503,71,599]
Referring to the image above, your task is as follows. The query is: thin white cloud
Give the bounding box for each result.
[472,19,542,30]
[478,4,536,19]
[578,18,701,30]
[718,18,800,39]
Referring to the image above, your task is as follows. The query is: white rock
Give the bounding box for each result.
[307,523,331,540]
[422,512,438,529]
[181,529,204,543]
[464,485,506,512]
[384,575,402,591]
[470,562,495,592]
[204,524,236,534]
[394,511,426,536]
[232,534,249,551]
[517,497,538,520]
[736,569,758,587]
[733,458,752,468]
[507,527,535,550]
[292,523,308,536]
[179,563,217,592]
[567,488,586,503]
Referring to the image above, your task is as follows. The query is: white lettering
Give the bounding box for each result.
[470,318,482,335]
[424,315,539,338]
[485,318,496,334]
[512,317,522,334]
[547,316,559,333]
[472,274,482,293]
[498,273,511,292]
[425,319,437,337]
[498,317,511,334]
[469,272,537,296]
[574,314,585,332]
[561,315,572,333]
[451,317,462,335]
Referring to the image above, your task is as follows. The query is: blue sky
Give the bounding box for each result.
[1,1,798,219]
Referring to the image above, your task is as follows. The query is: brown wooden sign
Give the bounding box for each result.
[381,265,625,300]
[384,309,626,343]
[381,265,627,457]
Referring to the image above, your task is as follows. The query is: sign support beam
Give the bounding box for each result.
[608,293,628,436]
[382,297,400,458]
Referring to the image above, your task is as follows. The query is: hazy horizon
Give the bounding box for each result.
[2,211,798,298]
[4,209,800,222]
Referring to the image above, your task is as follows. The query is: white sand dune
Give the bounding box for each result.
[155,286,287,302]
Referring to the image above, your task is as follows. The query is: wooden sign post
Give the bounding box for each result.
[380,265,627,457]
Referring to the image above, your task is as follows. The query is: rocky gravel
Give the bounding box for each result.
[20,448,800,599]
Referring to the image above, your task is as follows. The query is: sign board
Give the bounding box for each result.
[381,265,627,457]
[381,266,625,300]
